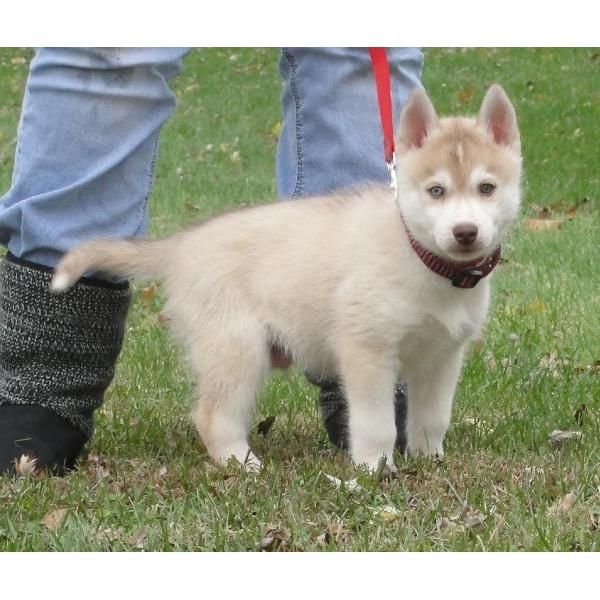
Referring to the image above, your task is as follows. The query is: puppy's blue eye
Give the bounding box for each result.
[479,182,496,195]
[428,185,445,198]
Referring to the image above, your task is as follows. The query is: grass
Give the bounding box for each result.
[0,48,598,551]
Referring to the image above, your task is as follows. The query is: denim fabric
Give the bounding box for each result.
[0,48,188,268]
[277,47,423,198]
[0,47,423,268]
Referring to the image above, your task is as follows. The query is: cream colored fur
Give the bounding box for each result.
[51,84,522,472]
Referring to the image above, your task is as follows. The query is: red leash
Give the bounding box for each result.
[368,47,398,203]
[368,48,395,163]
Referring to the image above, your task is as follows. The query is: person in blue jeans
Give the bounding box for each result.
[0,48,423,474]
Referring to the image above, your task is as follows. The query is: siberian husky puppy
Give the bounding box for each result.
[51,84,521,472]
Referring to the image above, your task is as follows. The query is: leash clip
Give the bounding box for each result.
[387,152,399,206]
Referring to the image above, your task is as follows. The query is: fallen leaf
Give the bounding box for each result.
[256,415,276,436]
[323,473,366,493]
[436,516,464,532]
[139,283,159,304]
[376,505,402,522]
[575,360,600,374]
[41,508,68,532]
[547,492,577,516]
[316,531,331,546]
[258,526,290,551]
[457,87,476,104]
[86,454,110,480]
[523,218,564,231]
[156,312,171,328]
[14,454,44,478]
[463,508,486,529]
[548,430,582,448]
[532,205,553,219]
[522,465,545,488]
[127,526,148,548]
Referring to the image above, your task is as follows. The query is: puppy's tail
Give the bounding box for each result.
[51,238,168,292]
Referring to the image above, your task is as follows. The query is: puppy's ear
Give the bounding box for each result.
[396,88,439,151]
[478,84,520,152]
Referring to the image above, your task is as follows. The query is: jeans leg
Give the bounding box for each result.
[276,47,423,198]
[0,47,189,269]
[277,48,422,453]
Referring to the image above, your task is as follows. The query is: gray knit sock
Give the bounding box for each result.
[0,253,131,439]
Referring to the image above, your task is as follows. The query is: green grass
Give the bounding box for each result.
[0,48,598,551]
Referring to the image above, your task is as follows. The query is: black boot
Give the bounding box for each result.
[0,253,130,475]
[312,376,408,454]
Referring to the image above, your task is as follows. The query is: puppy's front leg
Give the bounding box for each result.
[405,346,465,457]
[340,347,398,472]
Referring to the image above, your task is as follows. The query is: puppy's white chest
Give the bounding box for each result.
[397,291,487,366]
[432,301,481,341]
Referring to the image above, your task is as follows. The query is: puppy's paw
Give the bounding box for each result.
[351,452,396,475]
[242,450,262,473]
[214,446,262,472]
[407,431,445,459]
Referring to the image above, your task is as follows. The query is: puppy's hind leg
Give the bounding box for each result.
[190,321,270,470]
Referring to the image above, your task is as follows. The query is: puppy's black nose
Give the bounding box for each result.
[453,223,478,246]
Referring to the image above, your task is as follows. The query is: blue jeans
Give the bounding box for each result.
[0,47,423,268]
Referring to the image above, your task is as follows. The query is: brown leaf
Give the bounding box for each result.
[41,508,68,532]
[436,516,464,532]
[127,526,148,548]
[14,454,45,478]
[548,430,582,448]
[575,360,600,374]
[156,312,171,328]
[457,87,476,104]
[139,283,159,304]
[257,415,276,436]
[463,508,486,529]
[86,453,110,480]
[316,531,331,547]
[523,218,564,231]
[533,205,553,219]
[547,492,577,516]
[258,526,290,551]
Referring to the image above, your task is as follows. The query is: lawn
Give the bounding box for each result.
[0,48,598,551]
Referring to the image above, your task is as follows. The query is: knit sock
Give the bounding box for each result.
[0,253,130,475]
[313,376,408,454]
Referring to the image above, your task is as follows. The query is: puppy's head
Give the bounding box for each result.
[395,84,522,263]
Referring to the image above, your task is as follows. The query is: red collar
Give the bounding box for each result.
[403,223,501,288]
